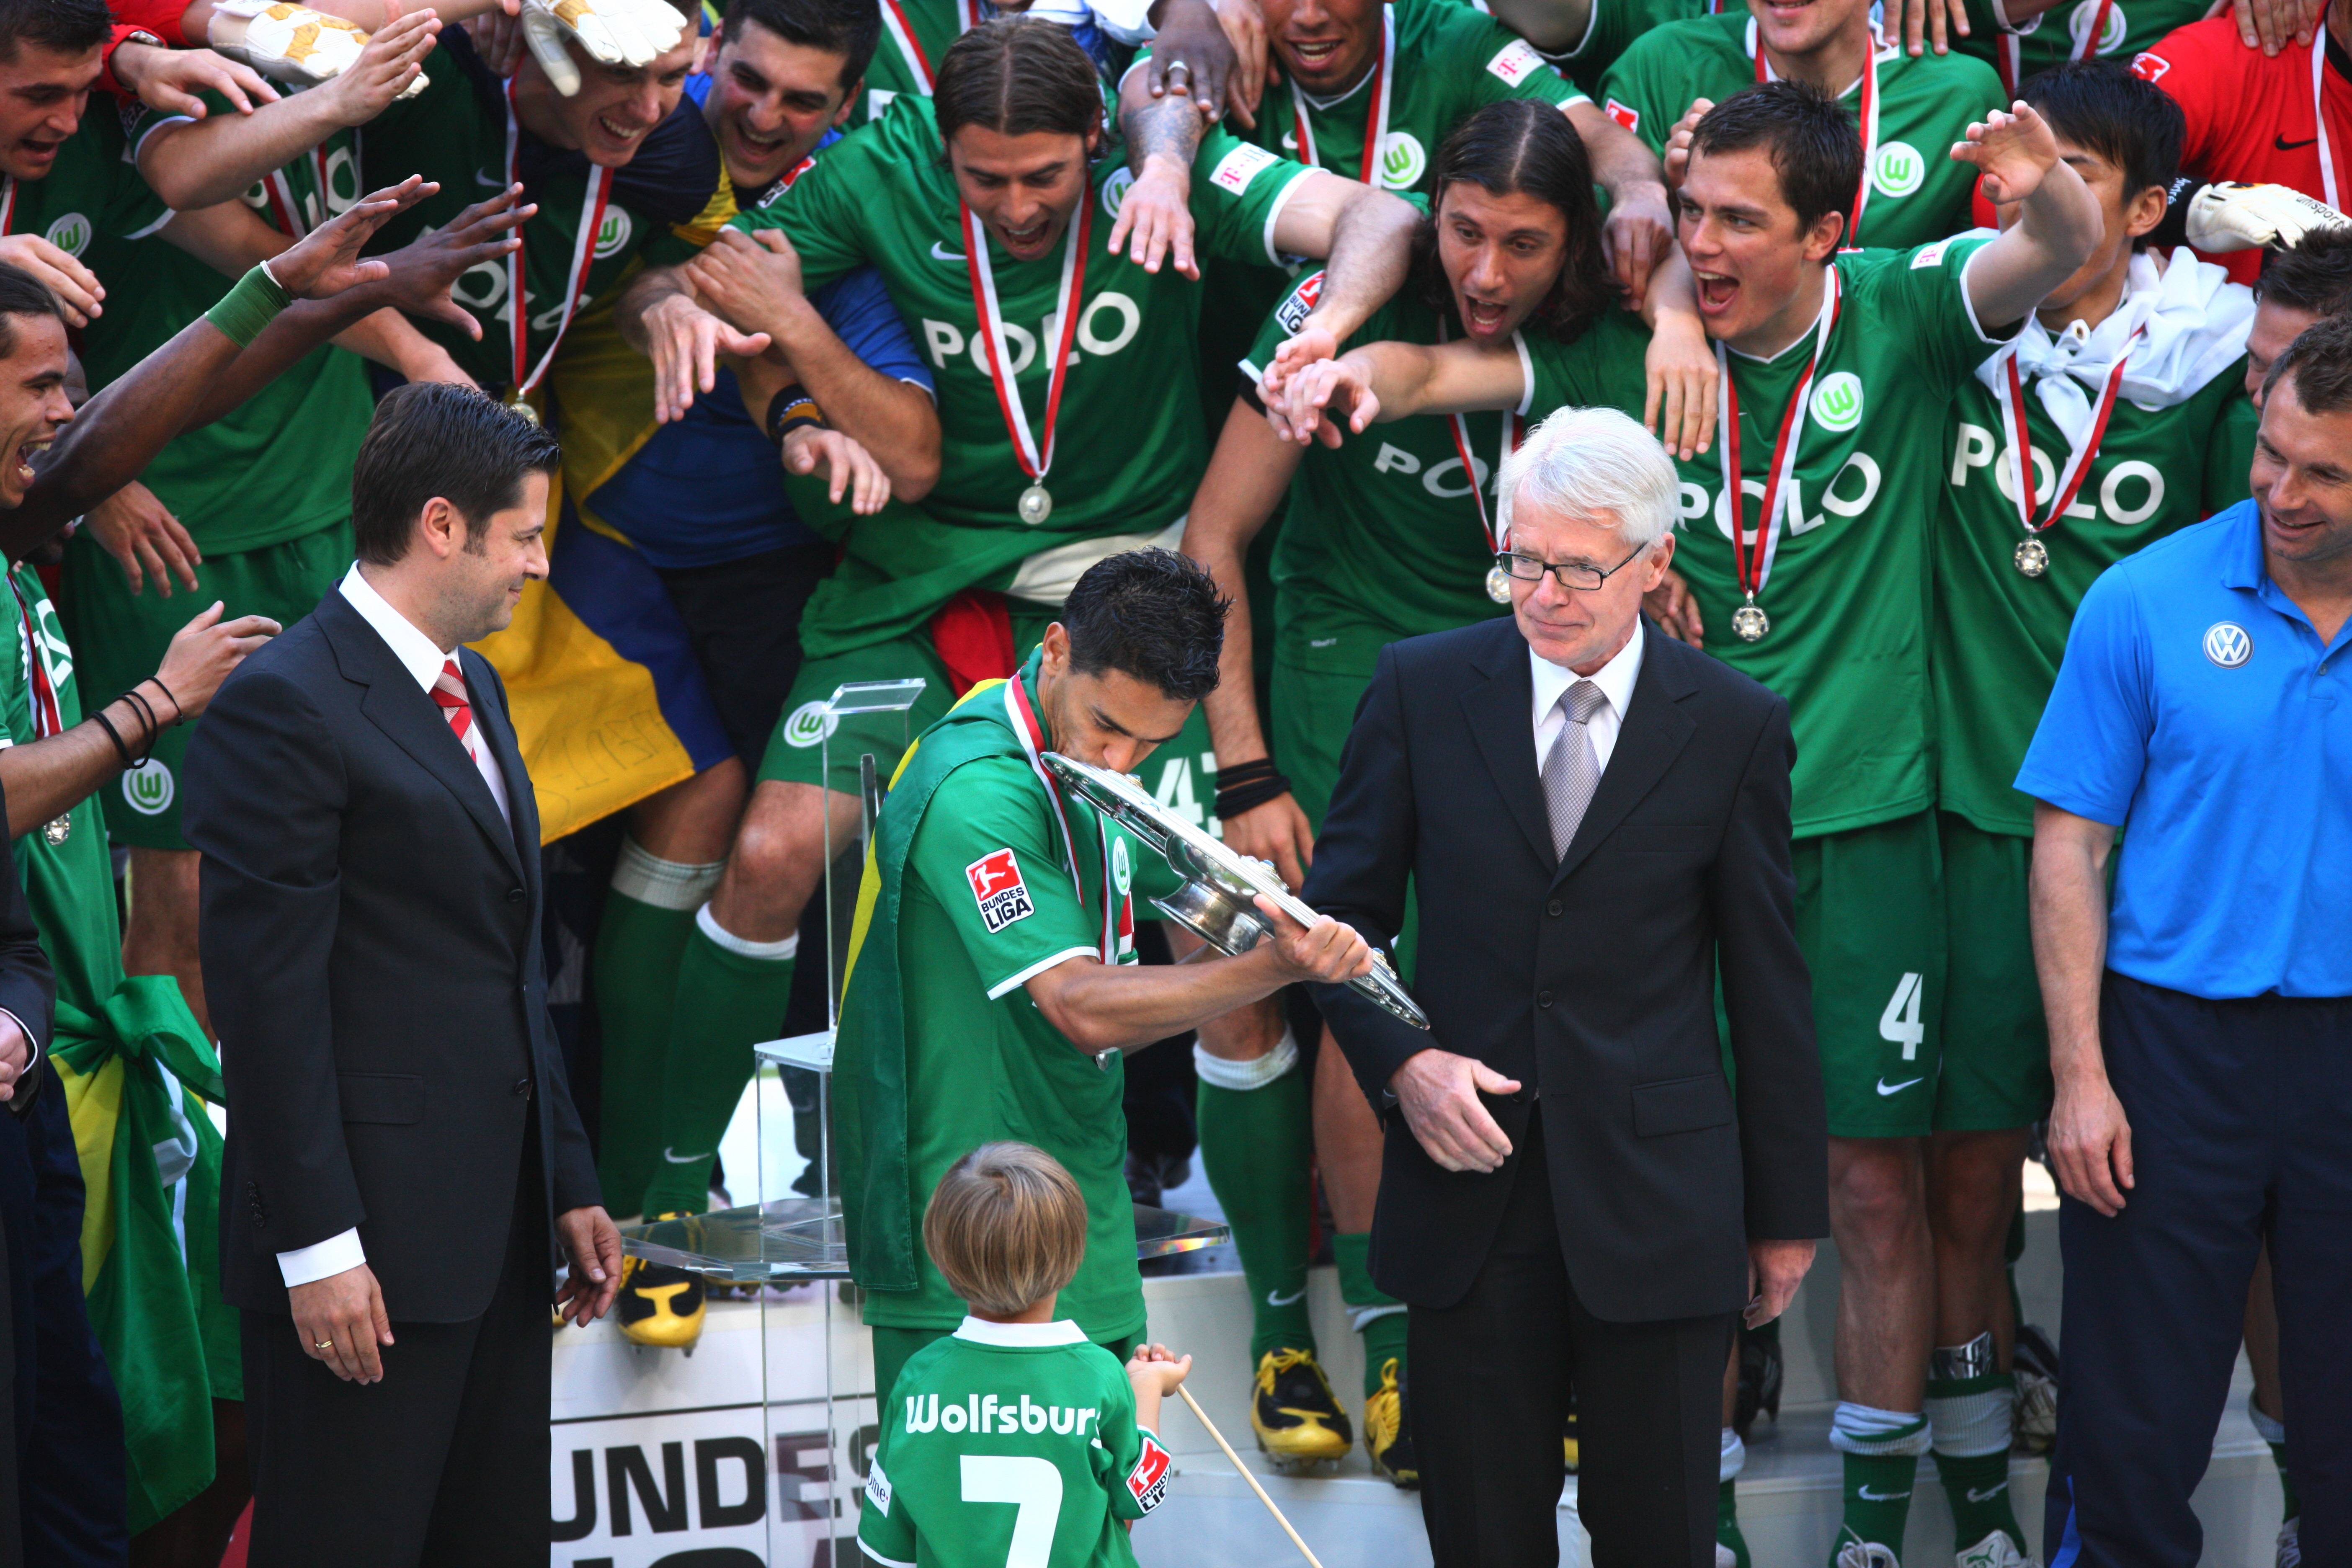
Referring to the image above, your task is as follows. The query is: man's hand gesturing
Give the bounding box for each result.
[1391,1047,1519,1173]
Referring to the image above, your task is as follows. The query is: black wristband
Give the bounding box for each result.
[146,676,183,725]
[766,384,824,448]
[90,708,133,770]
[1214,774,1293,820]
[1214,757,1279,789]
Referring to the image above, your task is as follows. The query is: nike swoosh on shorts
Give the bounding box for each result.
[1875,1076,1923,1096]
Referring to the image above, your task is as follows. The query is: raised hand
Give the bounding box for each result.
[0,235,103,327]
[782,426,891,514]
[1951,100,2063,207]
[156,601,283,718]
[1142,0,1249,124]
[319,3,440,122]
[1106,160,1201,279]
[363,185,536,337]
[263,174,440,299]
[84,482,200,597]
[518,0,688,95]
[109,41,282,118]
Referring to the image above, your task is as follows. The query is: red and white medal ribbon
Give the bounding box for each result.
[0,178,18,238]
[1716,266,1840,602]
[504,77,614,404]
[2315,31,2342,209]
[962,192,1089,499]
[1754,21,1877,247]
[1999,327,2140,539]
[1996,0,2115,95]
[881,0,978,93]
[8,577,60,741]
[1288,4,1394,184]
[1004,673,1121,964]
[1434,321,1524,554]
[260,146,334,238]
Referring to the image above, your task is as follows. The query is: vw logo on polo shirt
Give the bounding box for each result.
[1811,372,1865,431]
[2203,622,2253,668]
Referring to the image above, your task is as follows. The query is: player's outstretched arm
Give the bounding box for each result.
[1181,400,1310,887]
[1477,0,1594,54]
[1267,174,1419,347]
[1564,99,1673,304]
[1026,900,1372,1055]
[1110,85,1209,279]
[137,7,438,210]
[4,181,523,552]
[1955,101,2101,331]
[1267,338,1517,448]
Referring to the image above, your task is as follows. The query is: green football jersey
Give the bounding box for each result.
[733,95,1311,546]
[860,0,966,124]
[1545,237,2007,836]
[879,668,1182,1335]
[0,565,121,1015]
[1244,272,1657,673]
[91,98,375,554]
[859,1321,1170,1568]
[1145,0,1586,193]
[1598,13,2004,249]
[357,35,716,393]
[1956,0,2212,91]
[1533,0,1716,97]
[1934,339,2254,836]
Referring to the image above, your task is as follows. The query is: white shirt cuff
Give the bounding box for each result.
[0,1009,37,1070]
[278,1228,366,1288]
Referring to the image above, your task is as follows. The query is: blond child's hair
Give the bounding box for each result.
[923,1142,1089,1316]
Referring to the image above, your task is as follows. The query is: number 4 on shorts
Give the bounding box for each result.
[1879,972,1925,1061]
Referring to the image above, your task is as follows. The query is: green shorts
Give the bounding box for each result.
[1934,812,2051,1132]
[756,620,1222,854]
[1790,810,1950,1140]
[61,521,352,851]
[1269,658,1417,976]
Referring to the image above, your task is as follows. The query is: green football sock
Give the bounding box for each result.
[639,907,797,1217]
[2248,1396,2298,1520]
[1929,1369,2025,1553]
[1829,1402,1928,1564]
[1718,1429,1751,1568]
[1194,1037,1315,1363]
[1718,1479,1751,1568]
[1333,1230,1407,1397]
[592,839,721,1217]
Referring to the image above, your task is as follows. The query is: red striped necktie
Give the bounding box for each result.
[432,658,475,757]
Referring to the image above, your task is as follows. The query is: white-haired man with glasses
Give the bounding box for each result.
[1302,405,1828,1568]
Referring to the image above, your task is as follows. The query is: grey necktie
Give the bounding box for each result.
[1542,680,1609,861]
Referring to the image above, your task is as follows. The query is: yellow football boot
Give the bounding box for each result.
[1564,1393,1580,1474]
[1364,1356,1421,1488]
[615,1215,708,1349]
[1249,1348,1353,1468]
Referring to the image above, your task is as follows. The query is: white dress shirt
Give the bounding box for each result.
[274,566,516,1290]
[1530,619,1645,776]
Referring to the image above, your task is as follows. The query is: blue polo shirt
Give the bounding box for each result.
[587,110,934,570]
[2016,500,2352,999]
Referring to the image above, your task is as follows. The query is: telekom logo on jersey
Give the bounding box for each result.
[921,294,1145,375]
[903,1391,1106,1436]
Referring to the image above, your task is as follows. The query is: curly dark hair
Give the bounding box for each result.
[1411,99,1616,344]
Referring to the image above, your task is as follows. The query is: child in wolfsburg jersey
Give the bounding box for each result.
[859,1143,1192,1568]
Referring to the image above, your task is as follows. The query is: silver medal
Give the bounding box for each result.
[1730,598,1770,643]
[1018,483,1053,526]
[39,815,68,847]
[1485,564,1514,604]
[2013,536,2050,577]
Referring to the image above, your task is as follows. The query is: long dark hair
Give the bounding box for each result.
[933,18,1104,154]
[1412,99,1614,344]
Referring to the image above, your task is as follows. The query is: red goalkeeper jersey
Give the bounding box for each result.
[2132,12,2352,283]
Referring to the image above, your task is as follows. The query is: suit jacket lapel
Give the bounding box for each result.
[462,647,538,890]
[1553,627,1698,886]
[321,596,526,881]
[1460,621,1557,872]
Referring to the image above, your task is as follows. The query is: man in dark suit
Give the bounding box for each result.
[1304,406,1828,1568]
[185,384,623,1567]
